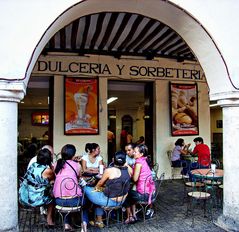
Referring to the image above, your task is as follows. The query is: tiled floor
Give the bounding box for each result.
[19,179,225,231]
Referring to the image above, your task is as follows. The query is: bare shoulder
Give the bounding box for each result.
[42,167,54,179]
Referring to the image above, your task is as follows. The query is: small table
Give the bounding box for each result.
[191,168,223,181]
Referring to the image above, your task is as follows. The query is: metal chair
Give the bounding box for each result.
[136,172,165,223]
[18,177,48,231]
[167,150,182,179]
[182,174,204,205]
[186,170,212,227]
[55,177,85,232]
[100,179,130,229]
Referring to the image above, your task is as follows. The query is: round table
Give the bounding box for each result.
[191,168,223,181]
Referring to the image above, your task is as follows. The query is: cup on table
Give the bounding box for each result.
[99,165,104,175]
[211,163,216,173]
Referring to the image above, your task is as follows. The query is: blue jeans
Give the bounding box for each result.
[123,190,149,207]
[84,186,122,216]
[55,197,88,224]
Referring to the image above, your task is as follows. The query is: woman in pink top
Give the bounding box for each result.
[124,144,155,224]
[53,144,88,231]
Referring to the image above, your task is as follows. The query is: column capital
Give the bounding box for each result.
[0,81,26,102]
[217,98,239,107]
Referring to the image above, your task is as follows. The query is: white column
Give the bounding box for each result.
[216,99,239,231]
[0,89,24,231]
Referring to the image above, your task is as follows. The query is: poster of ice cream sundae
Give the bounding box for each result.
[64,77,99,135]
[170,83,199,136]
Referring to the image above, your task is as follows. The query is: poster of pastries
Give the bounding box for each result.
[64,77,99,135]
[170,83,199,136]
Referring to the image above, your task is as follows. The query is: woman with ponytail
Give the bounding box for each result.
[53,144,88,231]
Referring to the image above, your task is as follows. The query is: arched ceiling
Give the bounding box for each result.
[44,12,196,61]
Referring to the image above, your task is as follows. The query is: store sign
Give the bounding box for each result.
[33,56,205,81]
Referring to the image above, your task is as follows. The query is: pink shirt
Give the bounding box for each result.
[53,160,82,198]
[135,157,155,195]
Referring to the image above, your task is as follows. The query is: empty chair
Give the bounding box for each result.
[167,150,183,179]
[186,170,212,227]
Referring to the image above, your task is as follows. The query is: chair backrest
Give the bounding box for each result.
[59,177,84,205]
[152,172,165,201]
[211,158,221,169]
[153,163,159,175]
[167,150,173,166]
[103,178,130,207]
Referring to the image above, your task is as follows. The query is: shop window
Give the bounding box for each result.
[32,112,49,126]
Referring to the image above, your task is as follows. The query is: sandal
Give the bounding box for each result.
[64,224,73,231]
[124,216,135,224]
[89,220,105,228]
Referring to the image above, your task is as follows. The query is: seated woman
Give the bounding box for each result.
[84,151,131,228]
[19,148,55,227]
[124,144,155,224]
[53,144,88,231]
[171,138,191,175]
[81,143,104,175]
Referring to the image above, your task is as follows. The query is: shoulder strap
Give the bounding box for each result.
[65,161,78,178]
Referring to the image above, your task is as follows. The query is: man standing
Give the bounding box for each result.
[107,126,115,164]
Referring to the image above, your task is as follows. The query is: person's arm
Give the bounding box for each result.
[124,163,133,176]
[81,159,88,173]
[42,168,55,183]
[95,168,110,189]
[132,163,142,182]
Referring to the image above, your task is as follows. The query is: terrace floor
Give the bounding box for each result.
[19,179,225,232]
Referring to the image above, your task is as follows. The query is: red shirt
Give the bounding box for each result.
[193,143,211,166]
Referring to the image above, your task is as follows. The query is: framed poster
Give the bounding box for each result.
[64,77,99,135]
[170,83,199,136]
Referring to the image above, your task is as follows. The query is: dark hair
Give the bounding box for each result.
[55,144,76,174]
[88,143,99,153]
[193,137,204,143]
[85,143,91,153]
[37,148,52,166]
[114,151,126,166]
[125,143,135,149]
[136,144,148,157]
[175,138,184,146]
[135,144,152,168]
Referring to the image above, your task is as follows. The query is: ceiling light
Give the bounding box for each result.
[107,97,118,104]
[20,101,24,104]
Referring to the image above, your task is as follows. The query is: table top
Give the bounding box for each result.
[191,168,223,178]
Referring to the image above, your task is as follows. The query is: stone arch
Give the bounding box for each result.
[25,0,232,99]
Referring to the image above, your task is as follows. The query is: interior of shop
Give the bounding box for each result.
[18,75,223,166]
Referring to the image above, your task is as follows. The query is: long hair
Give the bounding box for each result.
[175,138,184,147]
[88,143,99,154]
[135,144,152,168]
[55,144,76,174]
[37,148,52,166]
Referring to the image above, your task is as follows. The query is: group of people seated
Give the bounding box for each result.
[19,142,157,231]
[171,136,211,177]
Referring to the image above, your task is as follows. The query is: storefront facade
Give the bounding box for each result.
[1,0,239,231]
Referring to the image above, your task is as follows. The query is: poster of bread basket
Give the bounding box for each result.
[170,83,199,136]
[64,77,99,135]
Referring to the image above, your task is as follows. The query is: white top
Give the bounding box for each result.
[171,145,182,161]
[82,154,103,168]
[27,156,37,169]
